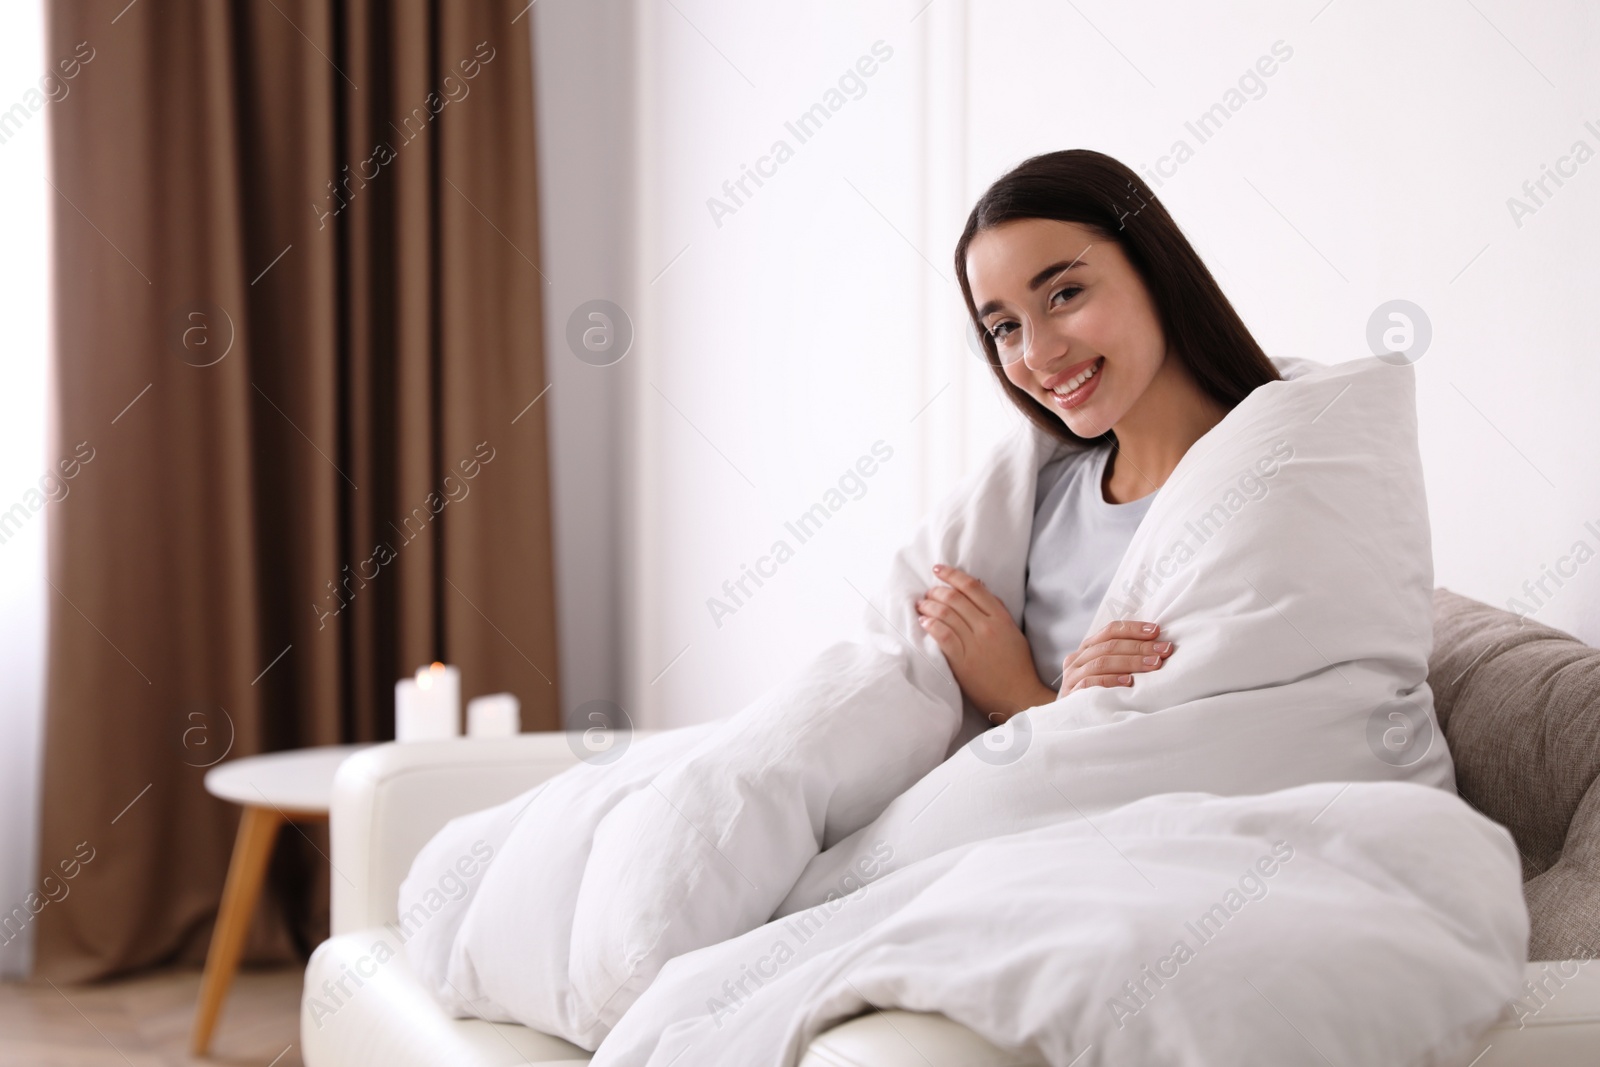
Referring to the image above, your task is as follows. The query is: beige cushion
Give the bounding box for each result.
[1429,589,1600,960]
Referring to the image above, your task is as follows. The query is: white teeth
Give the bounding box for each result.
[1051,360,1099,395]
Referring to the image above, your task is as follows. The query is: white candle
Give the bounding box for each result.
[467,692,520,738]
[394,678,427,741]
[397,663,461,741]
[418,662,460,736]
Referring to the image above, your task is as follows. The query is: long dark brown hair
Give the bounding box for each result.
[954,149,1279,446]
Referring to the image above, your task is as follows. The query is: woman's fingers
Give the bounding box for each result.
[1076,638,1173,661]
[1078,620,1161,651]
[925,581,981,619]
[1065,640,1173,677]
[1075,639,1177,671]
[1059,623,1174,692]
[1074,653,1163,677]
[917,593,975,633]
[923,584,985,624]
[918,614,964,658]
[917,596,974,660]
[931,564,1001,616]
[1068,623,1171,671]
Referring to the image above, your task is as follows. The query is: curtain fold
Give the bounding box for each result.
[36,0,560,980]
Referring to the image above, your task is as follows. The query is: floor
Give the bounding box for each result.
[0,966,305,1067]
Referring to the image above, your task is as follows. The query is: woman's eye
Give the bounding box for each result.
[988,321,1018,344]
[1050,286,1082,307]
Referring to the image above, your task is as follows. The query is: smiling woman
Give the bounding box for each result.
[913,149,1281,722]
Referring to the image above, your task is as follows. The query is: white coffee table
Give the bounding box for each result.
[192,744,374,1055]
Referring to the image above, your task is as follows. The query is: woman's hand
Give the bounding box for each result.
[1058,620,1174,693]
[916,564,1056,723]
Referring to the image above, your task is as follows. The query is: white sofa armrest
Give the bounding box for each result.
[330,733,637,934]
[800,1011,1044,1066]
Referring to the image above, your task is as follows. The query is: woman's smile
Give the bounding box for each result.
[1041,355,1104,412]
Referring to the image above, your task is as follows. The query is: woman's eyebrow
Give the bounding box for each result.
[1028,247,1093,291]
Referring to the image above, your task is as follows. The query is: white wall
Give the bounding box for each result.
[626,0,1030,727]
[532,0,638,724]
[560,0,1600,728]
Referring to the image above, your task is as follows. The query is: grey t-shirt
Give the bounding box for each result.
[1022,443,1157,687]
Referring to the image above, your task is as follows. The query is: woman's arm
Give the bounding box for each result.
[916,565,1173,723]
[916,565,1055,721]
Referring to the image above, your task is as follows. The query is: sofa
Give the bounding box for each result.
[301,589,1600,1065]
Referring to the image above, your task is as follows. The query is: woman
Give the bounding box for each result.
[915,149,1280,724]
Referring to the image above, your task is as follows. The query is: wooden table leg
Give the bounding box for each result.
[191,805,283,1056]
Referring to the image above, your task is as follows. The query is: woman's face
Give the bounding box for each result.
[965,218,1169,439]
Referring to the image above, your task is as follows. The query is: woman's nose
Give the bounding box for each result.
[1020,321,1069,374]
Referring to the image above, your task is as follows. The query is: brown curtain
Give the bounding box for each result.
[36,0,561,980]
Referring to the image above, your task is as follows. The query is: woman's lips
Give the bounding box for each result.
[1047,357,1103,412]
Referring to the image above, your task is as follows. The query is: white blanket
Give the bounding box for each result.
[593,783,1526,1067]
[400,356,1527,1064]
